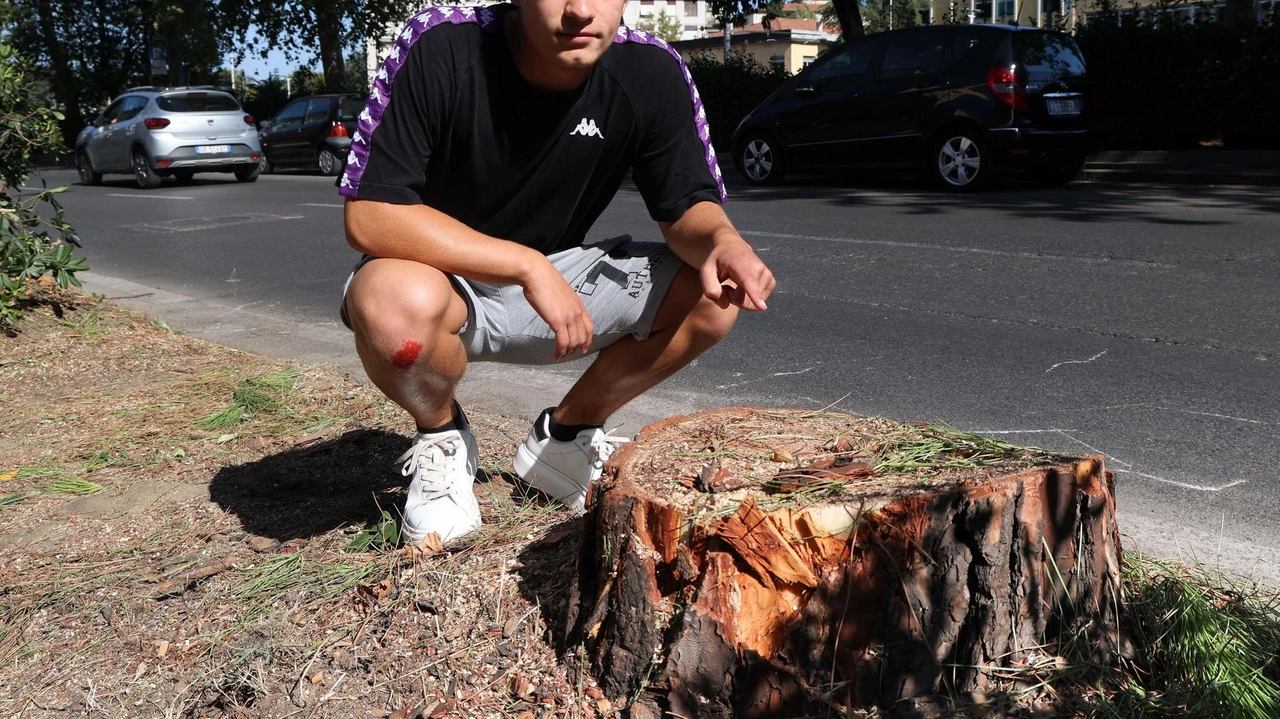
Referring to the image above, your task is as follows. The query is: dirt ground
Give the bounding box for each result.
[0,292,607,719]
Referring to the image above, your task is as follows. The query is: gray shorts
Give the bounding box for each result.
[341,236,685,365]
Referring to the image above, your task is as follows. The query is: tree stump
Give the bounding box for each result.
[565,408,1126,718]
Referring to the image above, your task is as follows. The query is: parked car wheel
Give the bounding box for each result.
[1031,156,1086,186]
[932,129,991,192]
[258,154,273,174]
[318,147,341,176]
[235,166,261,183]
[133,148,163,189]
[738,134,784,185]
[76,151,102,186]
[171,169,195,184]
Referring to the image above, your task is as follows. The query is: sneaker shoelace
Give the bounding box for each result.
[397,434,465,501]
[587,432,630,470]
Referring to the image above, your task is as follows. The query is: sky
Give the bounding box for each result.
[221,28,320,81]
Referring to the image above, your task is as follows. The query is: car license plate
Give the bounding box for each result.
[195,145,231,154]
[1046,99,1081,116]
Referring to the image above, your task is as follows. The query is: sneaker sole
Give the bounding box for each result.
[513,444,588,512]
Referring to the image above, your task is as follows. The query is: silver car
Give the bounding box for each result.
[75,86,263,189]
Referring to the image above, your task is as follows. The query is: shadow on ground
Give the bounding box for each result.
[513,515,582,653]
[208,428,410,541]
[720,171,1280,226]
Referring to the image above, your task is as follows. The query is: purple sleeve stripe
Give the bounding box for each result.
[612,26,727,203]
[338,5,500,199]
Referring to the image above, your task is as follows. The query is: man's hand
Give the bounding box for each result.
[522,258,594,360]
[698,241,776,311]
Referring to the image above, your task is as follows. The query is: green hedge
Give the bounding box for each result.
[1074,13,1280,149]
[686,51,791,153]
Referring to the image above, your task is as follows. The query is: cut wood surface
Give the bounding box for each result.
[566,408,1126,718]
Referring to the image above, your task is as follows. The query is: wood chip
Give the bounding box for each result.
[155,641,169,658]
[152,559,233,599]
[694,462,750,493]
[309,671,323,684]
[771,448,795,463]
[246,535,281,552]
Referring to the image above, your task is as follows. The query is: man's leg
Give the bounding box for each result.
[512,263,737,510]
[554,264,739,426]
[344,258,480,544]
[344,258,470,428]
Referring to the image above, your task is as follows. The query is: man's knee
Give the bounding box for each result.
[346,259,465,341]
[665,266,739,346]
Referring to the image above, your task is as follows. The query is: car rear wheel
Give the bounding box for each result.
[76,151,102,186]
[932,129,991,192]
[1031,156,1086,186]
[133,148,162,190]
[738,134,784,185]
[172,169,195,184]
[235,166,260,183]
[318,148,341,176]
[258,154,273,174]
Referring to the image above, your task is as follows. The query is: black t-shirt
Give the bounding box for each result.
[337,4,726,255]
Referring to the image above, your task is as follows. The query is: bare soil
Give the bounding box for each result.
[0,292,606,719]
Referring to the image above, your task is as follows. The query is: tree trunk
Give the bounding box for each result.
[34,0,83,145]
[566,408,1127,718]
[314,0,347,92]
[831,0,866,39]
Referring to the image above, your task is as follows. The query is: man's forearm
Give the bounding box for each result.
[344,198,545,286]
[658,201,750,267]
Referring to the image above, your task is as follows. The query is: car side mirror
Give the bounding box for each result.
[795,84,821,98]
[259,120,270,130]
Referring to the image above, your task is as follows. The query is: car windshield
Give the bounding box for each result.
[1013,32,1087,82]
[157,93,241,112]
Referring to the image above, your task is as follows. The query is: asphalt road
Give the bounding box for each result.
[29,167,1280,583]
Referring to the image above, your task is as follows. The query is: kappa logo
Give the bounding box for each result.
[569,118,604,140]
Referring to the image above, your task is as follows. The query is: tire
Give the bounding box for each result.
[132,148,162,189]
[317,147,341,176]
[931,129,991,192]
[172,169,195,184]
[1031,155,1086,186]
[258,153,273,175]
[737,133,785,185]
[76,151,102,186]
[235,165,261,183]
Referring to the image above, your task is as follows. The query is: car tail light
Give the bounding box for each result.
[329,122,348,138]
[244,114,256,126]
[156,159,172,167]
[986,67,1028,111]
[144,117,170,130]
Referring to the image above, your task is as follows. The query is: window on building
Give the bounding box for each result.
[996,0,1014,17]
[684,0,699,15]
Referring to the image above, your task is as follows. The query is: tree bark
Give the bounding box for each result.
[831,0,866,39]
[566,408,1126,717]
[313,0,347,92]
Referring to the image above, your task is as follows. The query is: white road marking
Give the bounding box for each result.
[105,193,193,200]
[739,230,1175,268]
[300,203,344,208]
[716,365,816,389]
[1112,469,1249,493]
[1045,350,1108,373]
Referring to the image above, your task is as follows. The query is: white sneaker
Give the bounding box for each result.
[396,410,481,545]
[512,409,630,512]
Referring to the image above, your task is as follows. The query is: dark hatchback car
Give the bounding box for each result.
[258,94,362,176]
[732,25,1095,191]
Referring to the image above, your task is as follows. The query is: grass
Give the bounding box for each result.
[1112,555,1280,719]
[195,369,301,430]
[867,422,1059,475]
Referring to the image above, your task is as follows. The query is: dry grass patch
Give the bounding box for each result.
[0,292,608,719]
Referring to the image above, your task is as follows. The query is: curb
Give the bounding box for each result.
[1081,168,1280,187]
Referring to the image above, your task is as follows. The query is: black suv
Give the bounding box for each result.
[732,25,1094,191]
[258,94,363,176]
